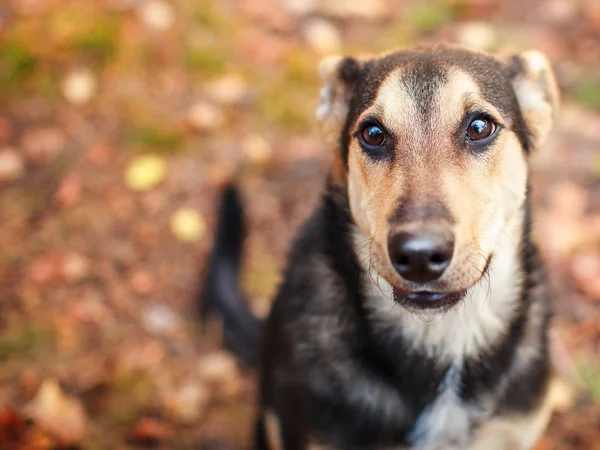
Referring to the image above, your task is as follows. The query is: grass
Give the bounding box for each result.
[578,361,600,401]
[573,77,600,112]
[125,124,186,153]
[0,323,56,362]
[0,38,37,91]
[109,369,159,427]
[192,2,235,34]
[183,43,229,76]
[405,1,454,34]
[69,16,121,65]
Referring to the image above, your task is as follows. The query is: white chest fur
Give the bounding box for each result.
[355,218,524,364]
[352,212,526,446]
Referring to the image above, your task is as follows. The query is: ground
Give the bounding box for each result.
[0,0,599,449]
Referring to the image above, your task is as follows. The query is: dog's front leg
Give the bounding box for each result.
[302,357,414,448]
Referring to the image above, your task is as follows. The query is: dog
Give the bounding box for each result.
[201,43,560,450]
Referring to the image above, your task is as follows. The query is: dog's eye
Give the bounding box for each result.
[466,117,495,141]
[361,124,385,146]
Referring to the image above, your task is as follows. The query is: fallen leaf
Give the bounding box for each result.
[242,133,273,166]
[10,0,54,15]
[129,269,156,295]
[54,173,82,209]
[170,208,205,242]
[317,0,388,20]
[0,115,11,143]
[197,351,238,384]
[125,154,167,192]
[197,351,242,399]
[127,417,172,444]
[19,369,41,398]
[549,182,588,219]
[0,406,26,447]
[165,382,209,423]
[61,69,97,105]
[455,22,497,51]
[187,101,224,132]
[0,147,25,182]
[205,74,249,106]
[547,377,577,413]
[138,0,174,31]
[21,127,65,165]
[86,143,113,166]
[28,252,63,287]
[142,304,182,336]
[570,251,600,300]
[118,339,165,372]
[61,252,90,283]
[24,379,87,446]
[303,18,341,54]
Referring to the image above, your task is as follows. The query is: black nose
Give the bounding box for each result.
[388,227,455,283]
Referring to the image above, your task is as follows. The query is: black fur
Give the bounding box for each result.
[199,184,260,366]
[203,182,550,449]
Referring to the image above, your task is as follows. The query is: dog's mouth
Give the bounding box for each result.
[392,289,467,311]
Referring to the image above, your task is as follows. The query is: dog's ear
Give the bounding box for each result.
[506,50,559,151]
[316,55,364,151]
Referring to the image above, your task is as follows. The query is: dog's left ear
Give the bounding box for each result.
[316,55,365,152]
[506,50,560,151]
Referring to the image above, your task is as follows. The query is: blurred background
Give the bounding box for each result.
[0,0,599,448]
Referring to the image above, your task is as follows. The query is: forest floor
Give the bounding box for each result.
[0,0,599,448]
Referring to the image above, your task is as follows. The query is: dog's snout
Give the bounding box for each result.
[388,227,455,283]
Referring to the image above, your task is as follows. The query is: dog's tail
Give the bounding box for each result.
[200,183,261,366]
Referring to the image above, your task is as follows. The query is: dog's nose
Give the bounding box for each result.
[388,227,455,283]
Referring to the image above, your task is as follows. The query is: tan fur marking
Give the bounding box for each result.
[264,409,283,450]
[509,50,559,149]
[470,379,558,450]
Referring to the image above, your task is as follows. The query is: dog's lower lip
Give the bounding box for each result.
[406,292,448,302]
[392,289,465,310]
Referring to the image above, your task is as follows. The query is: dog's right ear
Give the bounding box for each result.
[316,55,364,152]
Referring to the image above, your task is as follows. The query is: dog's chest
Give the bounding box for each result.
[407,363,484,449]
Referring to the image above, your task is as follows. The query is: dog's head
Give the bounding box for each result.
[318,44,558,311]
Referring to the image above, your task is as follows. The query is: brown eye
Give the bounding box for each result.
[361,124,385,146]
[466,117,495,141]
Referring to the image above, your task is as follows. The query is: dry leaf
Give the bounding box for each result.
[197,351,242,399]
[303,18,341,54]
[118,340,165,372]
[86,143,113,166]
[456,22,497,51]
[242,134,273,166]
[0,147,25,182]
[24,379,87,446]
[21,127,65,165]
[166,382,209,423]
[205,74,249,105]
[127,417,172,444]
[129,269,156,295]
[142,304,182,336]
[0,406,26,447]
[28,252,63,287]
[54,173,82,209]
[187,101,224,132]
[61,252,90,283]
[138,0,174,31]
[170,208,205,242]
[125,154,167,192]
[61,70,97,105]
[570,251,600,300]
[547,377,577,413]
